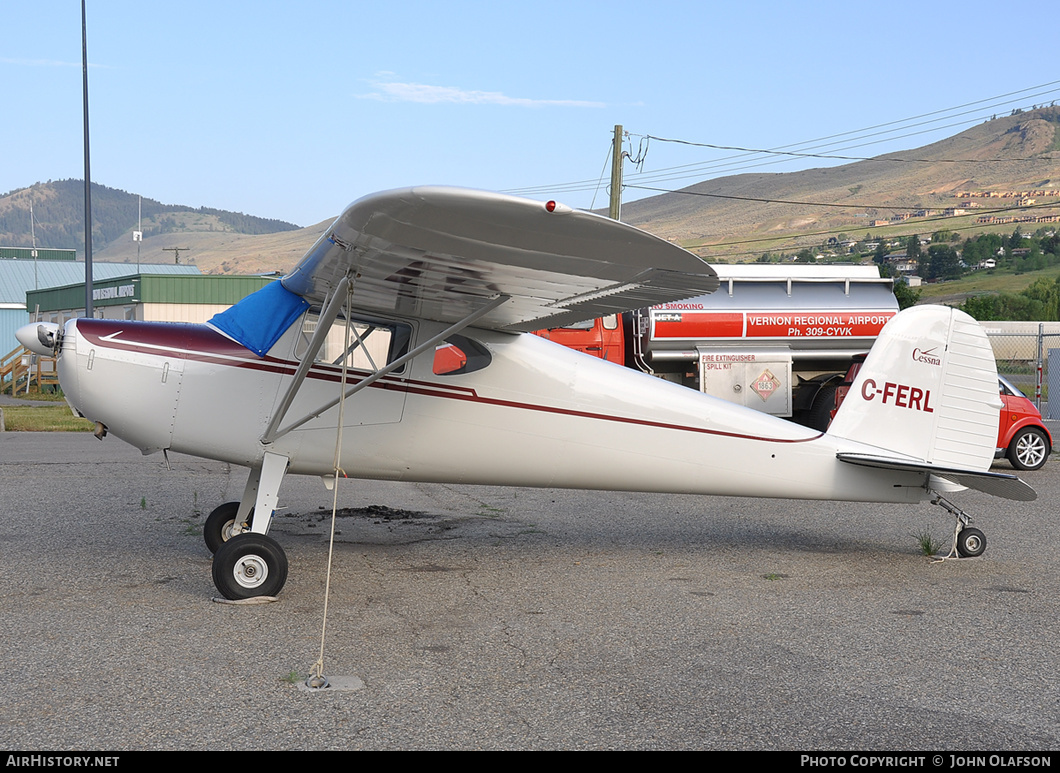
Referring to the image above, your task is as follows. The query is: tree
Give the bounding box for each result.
[1008,227,1025,253]
[873,241,889,266]
[892,280,921,310]
[932,229,959,243]
[959,277,1060,321]
[927,244,962,280]
[905,235,921,264]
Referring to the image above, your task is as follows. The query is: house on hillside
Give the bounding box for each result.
[884,251,918,274]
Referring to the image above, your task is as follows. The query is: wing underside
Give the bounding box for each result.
[281,186,719,331]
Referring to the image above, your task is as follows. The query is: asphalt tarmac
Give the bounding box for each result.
[1,432,1058,751]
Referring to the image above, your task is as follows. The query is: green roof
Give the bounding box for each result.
[1,247,76,261]
[1,260,201,305]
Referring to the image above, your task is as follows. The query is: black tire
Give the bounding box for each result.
[1008,427,1050,471]
[203,501,253,554]
[803,385,838,432]
[956,527,986,558]
[212,533,288,599]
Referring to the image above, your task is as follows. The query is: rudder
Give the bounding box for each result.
[827,305,1001,472]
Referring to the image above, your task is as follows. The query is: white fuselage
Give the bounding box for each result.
[57,313,932,504]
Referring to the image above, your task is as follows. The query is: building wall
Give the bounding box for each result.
[140,303,231,324]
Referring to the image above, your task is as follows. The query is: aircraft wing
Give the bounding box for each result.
[281,186,719,332]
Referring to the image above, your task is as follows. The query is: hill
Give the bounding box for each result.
[620,106,1060,260]
[2,107,1058,276]
[91,219,330,275]
[0,180,301,263]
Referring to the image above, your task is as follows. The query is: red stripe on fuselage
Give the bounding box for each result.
[76,320,820,445]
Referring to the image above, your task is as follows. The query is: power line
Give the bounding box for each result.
[624,184,1060,213]
[627,86,1060,186]
[501,80,1060,199]
[639,136,1057,165]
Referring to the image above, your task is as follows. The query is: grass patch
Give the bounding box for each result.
[1,404,94,432]
[912,529,942,557]
[2,389,67,402]
[917,264,1060,302]
[280,671,302,685]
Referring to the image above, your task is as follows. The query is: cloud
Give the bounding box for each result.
[0,57,80,67]
[359,78,604,108]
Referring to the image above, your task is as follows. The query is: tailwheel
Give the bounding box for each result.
[203,501,253,554]
[212,533,288,600]
[956,527,986,558]
[932,495,987,560]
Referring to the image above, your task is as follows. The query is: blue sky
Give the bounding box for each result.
[3,1,1059,227]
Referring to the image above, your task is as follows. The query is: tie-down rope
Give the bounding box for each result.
[306,279,356,690]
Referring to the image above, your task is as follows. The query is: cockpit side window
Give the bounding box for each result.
[295,310,412,373]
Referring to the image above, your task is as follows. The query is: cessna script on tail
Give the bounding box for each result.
[16,187,1035,600]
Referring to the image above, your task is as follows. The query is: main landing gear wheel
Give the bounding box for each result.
[956,527,986,558]
[203,501,253,554]
[212,533,289,600]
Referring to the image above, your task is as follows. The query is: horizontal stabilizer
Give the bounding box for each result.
[837,453,1036,502]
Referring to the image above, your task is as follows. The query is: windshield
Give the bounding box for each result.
[998,374,1027,398]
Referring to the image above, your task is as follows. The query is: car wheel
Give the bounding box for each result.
[803,385,838,432]
[1008,427,1050,471]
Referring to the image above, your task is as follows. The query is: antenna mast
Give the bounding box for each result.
[163,247,191,264]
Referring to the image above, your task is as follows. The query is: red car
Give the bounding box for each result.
[831,359,1052,471]
[997,375,1053,471]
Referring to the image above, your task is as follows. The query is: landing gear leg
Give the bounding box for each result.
[245,452,289,535]
[932,494,987,559]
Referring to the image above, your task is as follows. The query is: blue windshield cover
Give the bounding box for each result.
[208,280,310,357]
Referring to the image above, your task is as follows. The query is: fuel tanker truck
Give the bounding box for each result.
[533,264,899,431]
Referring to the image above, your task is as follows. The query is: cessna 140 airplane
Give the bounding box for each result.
[16,186,1036,600]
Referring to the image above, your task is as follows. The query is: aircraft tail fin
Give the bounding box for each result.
[827,305,1002,472]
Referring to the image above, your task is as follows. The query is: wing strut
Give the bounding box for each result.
[260,275,352,446]
[264,292,512,444]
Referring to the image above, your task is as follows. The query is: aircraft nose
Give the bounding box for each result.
[54,318,183,454]
[56,319,83,415]
[15,322,60,356]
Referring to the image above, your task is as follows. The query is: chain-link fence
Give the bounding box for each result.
[987,328,1060,418]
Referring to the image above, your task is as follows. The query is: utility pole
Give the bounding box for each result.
[133,195,143,272]
[163,247,191,264]
[608,124,624,221]
[30,201,38,290]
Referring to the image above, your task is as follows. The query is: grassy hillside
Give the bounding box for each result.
[917,264,1060,305]
[3,107,1058,282]
[92,219,330,275]
[621,107,1060,262]
[0,180,301,260]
